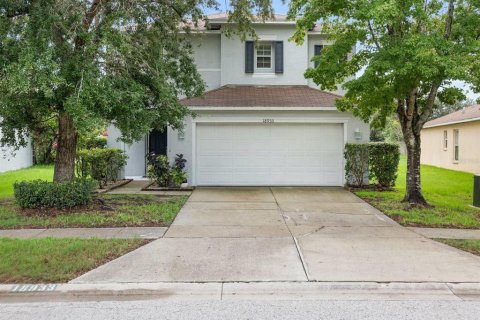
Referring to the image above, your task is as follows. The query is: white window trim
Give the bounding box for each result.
[254,42,274,73]
[453,129,459,163]
[443,130,448,151]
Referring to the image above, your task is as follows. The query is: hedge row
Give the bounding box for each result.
[76,148,127,188]
[14,179,96,209]
[345,142,400,188]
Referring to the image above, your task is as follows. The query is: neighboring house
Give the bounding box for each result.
[0,134,33,173]
[107,14,369,186]
[421,104,480,174]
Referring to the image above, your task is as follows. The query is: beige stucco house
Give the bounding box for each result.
[421,104,480,174]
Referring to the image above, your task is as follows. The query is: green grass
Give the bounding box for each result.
[0,194,187,229]
[0,165,54,199]
[436,239,480,257]
[355,156,480,228]
[0,237,146,283]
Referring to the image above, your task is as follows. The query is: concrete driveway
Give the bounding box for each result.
[73,187,480,283]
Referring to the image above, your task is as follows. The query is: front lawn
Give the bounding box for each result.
[0,237,147,283]
[436,239,480,257]
[355,157,480,228]
[0,194,187,229]
[0,165,54,199]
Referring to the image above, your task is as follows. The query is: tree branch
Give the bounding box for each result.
[417,81,441,129]
[444,0,454,39]
[75,0,110,48]
[368,20,381,50]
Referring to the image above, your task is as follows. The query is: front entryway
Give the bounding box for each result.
[72,187,480,283]
[148,129,167,156]
[194,123,344,186]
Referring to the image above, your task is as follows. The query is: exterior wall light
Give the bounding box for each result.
[354,128,362,140]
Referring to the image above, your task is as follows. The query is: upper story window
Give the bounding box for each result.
[256,43,272,69]
[443,130,448,150]
[245,41,283,74]
[314,45,323,68]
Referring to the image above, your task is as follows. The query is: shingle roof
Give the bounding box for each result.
[180,85,340,108]
[207,13,290,22]
[182,13,322,32]
[424,104,480,128]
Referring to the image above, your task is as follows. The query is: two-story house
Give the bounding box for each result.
[107,13,369,186]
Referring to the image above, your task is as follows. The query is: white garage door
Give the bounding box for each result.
[195,123,344,186]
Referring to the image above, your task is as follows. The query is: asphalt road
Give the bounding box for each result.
[1,299,479,320]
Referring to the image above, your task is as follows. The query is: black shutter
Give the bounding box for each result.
[314,45,323,68]
[274,41,284,74]
[245,41,254,73]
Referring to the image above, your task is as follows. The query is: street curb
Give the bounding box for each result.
[1,281,480,303]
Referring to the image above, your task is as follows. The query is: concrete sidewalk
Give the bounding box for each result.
[72,187,480,284]
[0,227,167,239]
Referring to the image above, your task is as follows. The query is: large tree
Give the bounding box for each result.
[289,0,480,205]
[0,0,273,182]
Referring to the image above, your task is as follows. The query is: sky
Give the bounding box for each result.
[205,1,479,101]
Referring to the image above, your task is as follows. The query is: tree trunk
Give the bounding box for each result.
[53,112,77,182]
[397,96,429,206]
[403,133,428,205]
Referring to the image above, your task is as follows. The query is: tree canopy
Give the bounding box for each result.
[0,0,274,181]
[288,0,480,204]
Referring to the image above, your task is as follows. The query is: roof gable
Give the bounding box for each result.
[424,104,480,128]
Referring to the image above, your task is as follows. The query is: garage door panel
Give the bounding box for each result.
[197,155,234,168]
[196,123,344,186]
[197,140,233,154]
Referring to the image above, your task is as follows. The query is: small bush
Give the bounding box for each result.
[85,136,107,149]
[78,135,108,150]
[76,148,127,188]
[14,179,96,209]
[344,143,370,187]
[369,142,400,187]
[146,153,187,188]
[146,153,171,187]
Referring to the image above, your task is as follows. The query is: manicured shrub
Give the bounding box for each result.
[77,135,108,150]
[368,142,400,187]
[146,153,171,187]
[146,153,187,188]
[344,143,369,187]
[14,179,96,209]
[85,136,107,149]
[76,148,127,188]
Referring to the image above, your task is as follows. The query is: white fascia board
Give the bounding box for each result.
[423,117,480,129]
[209,20,297,25]
[188,106,338,111]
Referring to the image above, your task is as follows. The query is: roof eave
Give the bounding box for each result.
[423,117,480,129]
[187,106,338,111]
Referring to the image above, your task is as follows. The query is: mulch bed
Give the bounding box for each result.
[141,181,194,192]
[96,179,133,194]
[14,194,171,219]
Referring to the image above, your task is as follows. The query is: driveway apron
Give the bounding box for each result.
[72,187,480,283]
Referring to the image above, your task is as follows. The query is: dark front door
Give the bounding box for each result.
[148,129,167,155]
